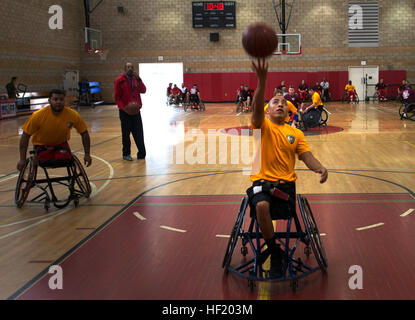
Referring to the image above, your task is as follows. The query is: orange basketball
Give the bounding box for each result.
[242,22,278,58]
[123,102,141,115]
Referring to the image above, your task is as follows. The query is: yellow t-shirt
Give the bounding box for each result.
[345,84,355,92]
[22,106,88,145]
[264,100,297,123]
[312,92,323,107]
[250,117,311,182]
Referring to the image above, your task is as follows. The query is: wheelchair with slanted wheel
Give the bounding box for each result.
[184,94,205,112]
[298,106,328,131]
[399,101,415,121]
[15,143,91,211]
[222,182,327,292]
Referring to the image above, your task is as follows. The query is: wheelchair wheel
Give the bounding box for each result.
[200,101,206,111]
[15,158,36,208]
[298,195,328,272]
[236,101,242,113]
[320,108,328,126]
[400,103,415,121]
[341,93,347,103]
[355,94,360,103]
[222,196,249,271]
[183,101,188,112]
[73,155,91,198]
[372,91,379,102]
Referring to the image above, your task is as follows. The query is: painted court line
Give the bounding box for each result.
[216,234,230,238]
[133,212,146,221]
[356,223,384,231]
[160,225,187,233]
[400,208,414,217]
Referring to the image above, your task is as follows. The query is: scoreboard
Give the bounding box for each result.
[192,2,236,28]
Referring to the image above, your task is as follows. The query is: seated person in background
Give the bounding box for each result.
[275,81,287,95]
[298,80,308,101]
[236,84,245,102]
[284,86,301,109]
[313,82,323,96]
[320,78,330,101]
[166,83,173,98]
[250,58,328,277]
[303,87,324,114]
[6,77,19,99]
[244,85,254,106]
[170,84,182,104]
[375,78,387,101]
[181,83,188,102]
[187,84,201,108]
[345,80,357,102]
[398,80,411,98]
[17,89,92,171]
[0,93,8,100]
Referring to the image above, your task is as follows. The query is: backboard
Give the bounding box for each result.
[274,34,301,55]
[84,27,102,52]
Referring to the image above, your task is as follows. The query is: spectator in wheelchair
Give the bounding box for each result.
[181,83,188,102]
[5,76,19,99]
[298,80,308,102]
[170,84,182,104]
[275,81,287,95]
[265,90,299,128]
[17,89,92,172]
[398,80,411,99]
[250,58,328,278]
[244,85,254,106]
[166,83,172,97]
[187,84,201,109]
[375,78,387,101]
[236,84,245,102]
[345,80,357,102]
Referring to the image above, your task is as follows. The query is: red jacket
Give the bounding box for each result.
[114,73,146,110]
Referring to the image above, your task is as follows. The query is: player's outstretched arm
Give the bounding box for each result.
[251,58,268,128]
[81,130,92,167]
[299,151,328,184]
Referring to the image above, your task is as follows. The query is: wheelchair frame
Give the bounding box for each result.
[15,151,91,210]
[342,91,360,103]
[222,194,327,291]
[399,102,415,121]
[183,97,205,112]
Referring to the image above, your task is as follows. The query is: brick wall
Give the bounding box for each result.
[0,0,82,94]
[1,0,414,101]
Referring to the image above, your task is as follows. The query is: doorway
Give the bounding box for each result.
[139,63,183,106]
[348,66,379,101]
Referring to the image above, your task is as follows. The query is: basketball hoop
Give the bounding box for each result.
[88,48,109,61]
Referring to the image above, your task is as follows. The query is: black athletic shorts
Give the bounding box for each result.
[246,180,296,220]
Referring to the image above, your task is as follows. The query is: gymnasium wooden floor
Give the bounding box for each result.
[1,98,415,299]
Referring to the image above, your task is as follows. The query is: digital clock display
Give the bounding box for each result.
[192,1,236,28]
[205,2,224,10]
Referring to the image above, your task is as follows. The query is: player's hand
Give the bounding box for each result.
[84,154,92,167]
[17,159,26,171]
[316,166,328,183]
[251,58,268,82]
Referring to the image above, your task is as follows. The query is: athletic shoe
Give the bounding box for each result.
[137,153,146,160]
[123,155,133,161]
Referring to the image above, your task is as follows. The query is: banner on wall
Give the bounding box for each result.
[0,99,17,119]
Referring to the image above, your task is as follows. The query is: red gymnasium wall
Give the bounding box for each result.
[184,70,406,102]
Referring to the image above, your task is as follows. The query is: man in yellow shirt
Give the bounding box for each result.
[17,89,92,171]
[345,80,357,102]
[249,58,328,278]
[303,87,323,114]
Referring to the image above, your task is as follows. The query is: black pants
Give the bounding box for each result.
[119,109,146,157]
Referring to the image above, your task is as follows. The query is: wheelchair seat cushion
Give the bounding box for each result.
[35,142,74,168]
[247,180,296,220]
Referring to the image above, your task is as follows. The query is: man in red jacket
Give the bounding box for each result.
[114,62,147,161]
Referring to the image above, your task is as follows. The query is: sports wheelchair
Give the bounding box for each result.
[222,188,327,292]
[183,95,205,112]
[342,91,359,103]
[15,144,91,210]
[399,101,415,121]
[298,106,328,131]
[236,97,251,113]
